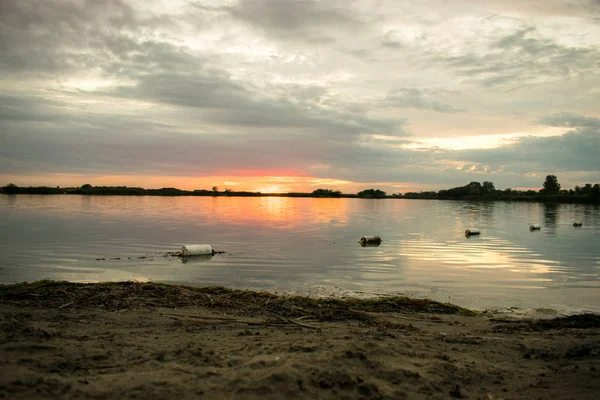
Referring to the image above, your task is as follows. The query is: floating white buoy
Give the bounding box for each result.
[182,244,213,257]
[529,224,541,231]
[465,229,480,236]
[359,236,381,246]
[573,222,583,227]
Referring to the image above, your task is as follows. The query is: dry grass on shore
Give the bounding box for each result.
[0,280,476,321]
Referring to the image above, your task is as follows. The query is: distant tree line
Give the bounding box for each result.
[2,183,65,195]
[403,175,600,203]
[0,184,243,197]
[2,175,599,203]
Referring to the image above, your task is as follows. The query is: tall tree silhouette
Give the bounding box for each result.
[542,175,561,193]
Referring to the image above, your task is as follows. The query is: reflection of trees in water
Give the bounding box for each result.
[542,203,559,235]
[583,204,599,221]
[462,201,496,228]
[542,203,559,225]
[5,194,17,207]
[80,194,92,211]
[480,201,495,222]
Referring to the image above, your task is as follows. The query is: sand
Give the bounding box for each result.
[0,281,598,399]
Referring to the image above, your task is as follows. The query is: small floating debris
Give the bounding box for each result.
[464,229,480,236]
[359,236,381,246]
[529,224,541,231]
[96,246,227,262]
[573,222,583,227]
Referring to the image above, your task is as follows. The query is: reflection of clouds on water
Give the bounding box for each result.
[206,196,352,229]
[2,195,353,230]
[399,236,556,278]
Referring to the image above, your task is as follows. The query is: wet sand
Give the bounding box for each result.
[0,281,598,399]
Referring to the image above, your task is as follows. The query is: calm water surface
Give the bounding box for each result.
[1,195,599,312]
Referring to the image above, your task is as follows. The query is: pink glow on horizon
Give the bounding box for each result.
[0,173,343,193]
[1,173,425,194]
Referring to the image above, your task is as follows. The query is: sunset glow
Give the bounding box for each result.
[0,173,418,194]
[1,0,598,191]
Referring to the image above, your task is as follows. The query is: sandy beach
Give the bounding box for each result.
[0,281,598,399]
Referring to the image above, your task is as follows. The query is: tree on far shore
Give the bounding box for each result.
[4,183,18,194]
[312,188,342,197]
[482,181,495,194]
[357,188,387,198]
[542,175,561,193]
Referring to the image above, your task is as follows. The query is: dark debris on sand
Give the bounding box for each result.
[0,280,475,323]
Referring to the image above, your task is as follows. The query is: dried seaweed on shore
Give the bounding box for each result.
[0,280,476,322]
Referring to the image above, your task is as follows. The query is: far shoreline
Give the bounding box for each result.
[1,185,599,204]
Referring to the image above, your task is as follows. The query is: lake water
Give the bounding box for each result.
[1,195,599,312]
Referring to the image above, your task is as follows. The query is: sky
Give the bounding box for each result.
[1,0,599,194]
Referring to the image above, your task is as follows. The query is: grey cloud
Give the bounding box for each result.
[0,0,123,74]
[383,88,466,113]
[0,0,178,77]
[0,95,66,122]
[584,0,600,13]
[439,27,600,87]
[494,27,536,49]
[0,125,310,176]
[1,0,404,140]
[492,27,597,66]
[380,31,404,48]
[92,29,407,138]
[537,113,600,128]
[220,0,361,39]
[108,71,405,138]
[453,125,600,173]
[192,0,360,45]
[0,93,178,134]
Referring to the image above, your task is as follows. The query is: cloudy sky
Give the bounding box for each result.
[1,0,599,193]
